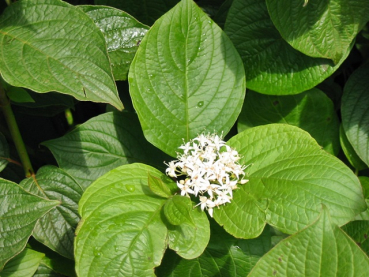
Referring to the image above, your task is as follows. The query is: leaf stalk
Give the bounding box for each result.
[0,83,34,177]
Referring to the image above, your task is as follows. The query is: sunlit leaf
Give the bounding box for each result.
[80,5,149,81]
[0,0,123,109]
[0,179,59,270]
[249,207,369,276]
[225,0,349,95]
[266,0,369,64]
[129,0,246,156]
[213,124,366,238]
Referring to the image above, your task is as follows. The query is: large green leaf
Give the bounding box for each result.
[0,132,9,172]
[129,0,246,157]
[0,0,123,110]
[157,223,272,276]
[213,124,366,238]
[165,196,210,259]
[266,0,369,64]
[249,207,369,276]
[238,88,340,155]
[80,5,149,81]
[341,63,369,167]
[43,111,169,190]
[224,0,349,95]
[75,164,173,277]
[0,248,44,277]
[0,179,59,270]
[19,166,83,260]
[94,0,179,25]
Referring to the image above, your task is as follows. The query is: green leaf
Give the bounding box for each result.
[0,248,44,277]
[266,0,369,64]
[43,111,170,190]
[355,176,369,221]
[157,223,272,276]
[6,87,34,103]
[75,164,170,277]
[0,179,59,270]
[0,132,9,172]
[93,0,180,25]
[164,195,193,225]
[165,196,210,259]
[224,0,350,95]
[148,173,174,198]
[129,0,246,157]
[80,5,149,81]
[0,0,123,110]
[19,166,83,260]
[214,124,366,238]
[249,206,369,277]
[342,63,369,167]
[33,264,65,277]
[339,125,368,171]
[238,88,340,155]
[28,239,76,277]
[342,220,369,256]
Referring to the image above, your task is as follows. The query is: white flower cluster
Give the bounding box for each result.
[165,133,248,217]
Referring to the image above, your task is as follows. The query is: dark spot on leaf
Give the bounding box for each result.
[147,256,152,261]
[326,117,331,122]
[357,242,361,246]
[82,87,87,98]
[273,100,279,106]
[273,270,277,275]
[278,257,282,262]
[136,40,141,46]
[364,234,368,239]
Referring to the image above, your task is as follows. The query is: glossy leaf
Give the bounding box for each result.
[0,132,9,172]
[157,223,271,276]
[43,111,170,190]
[224,0,349,95]
[0,178,59,270]
[1,248,44,277]
[249,207,369,277]
[75,164,172,277]
[266,0,369,64]
[94,0,180,25]
[129,0,246,157]
[164,196,210,259]
[214,124,366,238]
[339,125,367,171]
[238,88,340,155]
[80,5,149,81]
[342,63,369,167]
[0,0,123,110]
[20,166,83,260]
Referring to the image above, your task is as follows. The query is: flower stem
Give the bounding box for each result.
[0,83,34,177]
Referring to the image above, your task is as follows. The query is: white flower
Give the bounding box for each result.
[165,133,249,217]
